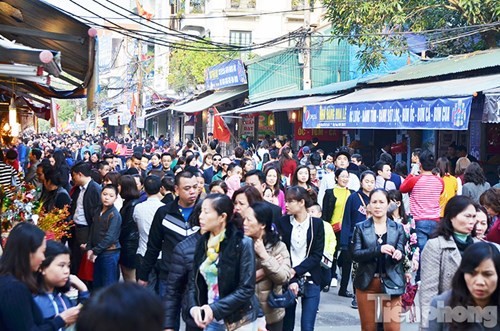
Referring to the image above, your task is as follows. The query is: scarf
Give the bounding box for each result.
[453,233,473,256]
[200,230,226,304]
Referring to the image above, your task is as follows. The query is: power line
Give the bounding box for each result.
[79,5,327,20]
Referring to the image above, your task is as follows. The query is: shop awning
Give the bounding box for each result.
[303,74,500,130]
[171,86,248,114]
[483,87,500,123]
[235,95,339,114]
[144,107,170,119]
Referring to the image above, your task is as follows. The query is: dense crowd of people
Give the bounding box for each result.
[0,132,499,331]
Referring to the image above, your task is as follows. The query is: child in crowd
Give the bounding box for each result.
[34,241,89,325]
[224,163,242,198]
[82,185,122,289]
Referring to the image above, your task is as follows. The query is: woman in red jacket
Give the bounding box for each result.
[279,147,297,186]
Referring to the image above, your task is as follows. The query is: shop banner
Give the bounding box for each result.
[303,97,472,130]
[242,117,255,137]
[257,113,274,138]
[205,59,247,90]
[294,110,341,141]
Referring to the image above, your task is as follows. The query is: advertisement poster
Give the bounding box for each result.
[242,117,255,137]
[257,113,274,138]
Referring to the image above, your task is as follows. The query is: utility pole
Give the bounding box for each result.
[136,39,143,137]
[303,0,312,90]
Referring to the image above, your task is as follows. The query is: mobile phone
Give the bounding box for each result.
[200,309,205,320]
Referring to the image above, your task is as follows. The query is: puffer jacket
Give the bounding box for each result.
[164,231,202,330]
[255,240,291,325]
[187,223,259,330]
[119,198,140,268]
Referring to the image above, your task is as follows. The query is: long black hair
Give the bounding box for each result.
[387,190,409,224]
[249,202,280,247]
[448,242,500,330]
[0,223,46,293]
[37,241,71,293]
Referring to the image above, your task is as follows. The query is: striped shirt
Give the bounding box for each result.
[400,173,444,221]
[0,162,19,198]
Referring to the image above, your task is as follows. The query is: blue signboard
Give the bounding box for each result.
[303,97,472,130]
[205,59,247,90]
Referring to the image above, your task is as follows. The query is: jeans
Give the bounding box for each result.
[283,281,321,331]
[159,278,181,331]
[93,250,120,289]
[415,220,439,281]
[205,322,226,331]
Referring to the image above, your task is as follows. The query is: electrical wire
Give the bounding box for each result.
[78,5,328,20]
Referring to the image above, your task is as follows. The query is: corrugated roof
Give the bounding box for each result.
[370,49,500,84]
[310,74,500,106]
[238,95,338,114]
[171,86,247,113]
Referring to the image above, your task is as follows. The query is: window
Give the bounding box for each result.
[229,30,252,46]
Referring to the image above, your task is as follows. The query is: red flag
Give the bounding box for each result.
[212,107,231,143]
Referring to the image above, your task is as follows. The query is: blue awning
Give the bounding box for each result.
[303,74,500,130]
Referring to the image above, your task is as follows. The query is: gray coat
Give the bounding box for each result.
[420,236,479,329]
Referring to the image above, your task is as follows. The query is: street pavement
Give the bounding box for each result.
[294,285,421,330]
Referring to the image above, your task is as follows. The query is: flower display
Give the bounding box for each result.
[1,183,73,244]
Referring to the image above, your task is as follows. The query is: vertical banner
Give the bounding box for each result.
[241,117,255,137]
[136,116,145,129]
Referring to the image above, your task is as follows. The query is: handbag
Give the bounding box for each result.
[77,254,94,282]
[267,286,297,308]
[380,275,405,296]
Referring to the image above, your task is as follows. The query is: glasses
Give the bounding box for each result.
[213,158,221,161]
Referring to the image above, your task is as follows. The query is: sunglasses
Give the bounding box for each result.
[213,158,221,161]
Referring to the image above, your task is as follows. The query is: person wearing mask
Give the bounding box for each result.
[338,170,376,308]
[275,186,325,331]
[133,175,165,292]
[187,194,260,330]
[137,171,199,330]
[428,242,499,330]
[0,223,81,330]
[69,161,102,274]
[420,195,480,329]
[244,201,292,331]
[352,189,406,331]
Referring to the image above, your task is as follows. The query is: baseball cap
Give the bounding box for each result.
[221,157,232,165]
[302,146,311,154]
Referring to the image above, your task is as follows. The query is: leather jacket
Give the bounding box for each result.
[187,223,259,329]
[351,218,406,295]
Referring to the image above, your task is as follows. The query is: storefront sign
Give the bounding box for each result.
[241,117,254,137]
[257,113,274,137]
[483,93,500,123]
[205,59,247,90]
[294,110,341,141]
[136,116,145,129]
[303,97,472,130]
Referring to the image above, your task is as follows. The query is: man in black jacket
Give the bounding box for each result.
[244,170,283,222]
[137,171,199,330]
[69,161,102,274]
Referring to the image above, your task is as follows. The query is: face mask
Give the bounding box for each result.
[387,201,399,214]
